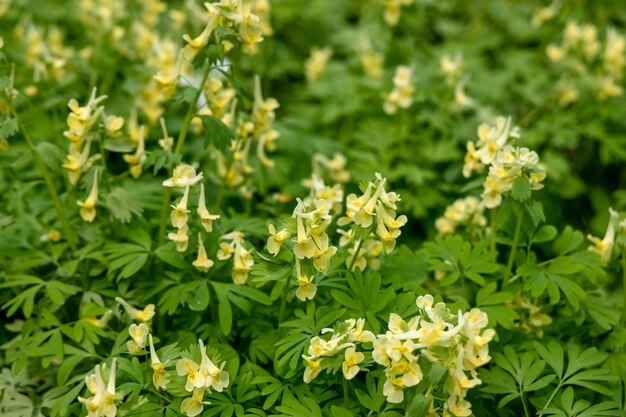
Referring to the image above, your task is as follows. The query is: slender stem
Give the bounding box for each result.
[343,378,349,408]
[213,143,237,212]
[521,392,531,417]
[543,383,561,410]
[157,61,212,246]
[490,207,497,253]
[504,208,524,287]
[8,99,78,252]
[277,271,291,337]
[349,238,366,273]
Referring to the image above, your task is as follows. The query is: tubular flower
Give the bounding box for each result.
[267,223,291,256]
[197,184,220,232]
[77,174,99,222]
[123,125,147,179]
[78,359,123,417]
[86,310,113,328]
[587,207,619,262]
[170,186,191,228]
[115,297,156,322]
[181,387,207,417]
[193,233,214,272]
[217,231,254,284]
[163,163,204,188]
[295,260,317,302]
[169,224,190,252]
[382,0,414,27]
[342,347,364,380]
[176,339,230,395]
[127,323,149,353]
[148,334,169,390]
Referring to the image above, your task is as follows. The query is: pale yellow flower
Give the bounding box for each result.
[77,175,99,222]
[116,297,156,322]
[193,233,214,272]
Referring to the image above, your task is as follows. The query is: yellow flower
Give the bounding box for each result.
[163,163,203,188]
[86,310,113,328]
[267,224,291,256]
[302,356,322,383]
[168,224,190,252]
[342,347,364,380]
[77,175,99,222]
[148,334,169,390]
[587,208,619,262]
[104,115,124,136]
[78,359,123,417]
[127,323,149,353]
[295,273,317,302]
[181,387,207,417]
[116,297,156,322]
[305,47,332,82]
[123,125,147,179]
[170,185,191,228]
[182,13,219,61]
[193,233,214,272]
[197,184,220,232]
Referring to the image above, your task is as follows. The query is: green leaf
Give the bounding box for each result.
[405,394,431,417]
[511,177,531,201]
[154,243,187,269]
[105,187,144,223]
[201,115,234,151]
[188,281,210,311]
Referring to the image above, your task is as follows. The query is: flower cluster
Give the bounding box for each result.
[462,116,520,178]
[212,76,281,189]
[217,231,255,284]
[181,0,265,60]
[302,296,494,416]
[302,318,374,383]
[62,89,108,185]
[268,196,337,301]
[383,66,414,115]
[164,164,220,263]
[338,173,407,270]
[435,196,487,236]
[481,146,546,209]
[382,0,413,27]
[547,22,626,103]
[78,359,124,417]
[176,340,230,417]
[375,295,494,415]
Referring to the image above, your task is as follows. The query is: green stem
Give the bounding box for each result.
[543,383,561,410]
[349,238,366,273]
[277,271,291,337]
[521,392,531,417]
[8,99,78,252]
[490,207,497,253]
[157,61,212,246]
[213,145,237,212]
[343,378,349,408]
[504,207,524,287]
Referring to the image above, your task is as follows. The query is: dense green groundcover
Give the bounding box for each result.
[1,0,626,416]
